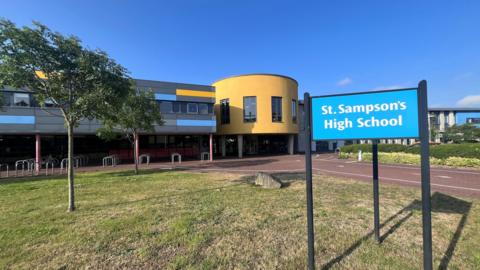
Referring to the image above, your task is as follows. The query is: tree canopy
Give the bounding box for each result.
[443,123,480,143]
[0,19,132,211]
[97,87,163,174]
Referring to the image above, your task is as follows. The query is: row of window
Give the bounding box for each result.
[159,101,214,115]
[220,96,297,124]
[1,92,215,116]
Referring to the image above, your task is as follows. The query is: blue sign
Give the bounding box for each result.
[311,89,420,140]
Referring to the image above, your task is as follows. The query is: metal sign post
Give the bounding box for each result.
[372,140,380,243]
[304,92,316,270]
[417,80,433,270]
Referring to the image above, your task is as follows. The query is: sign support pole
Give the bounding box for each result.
[418,80,433,270]
[304,92,315,270]
[372,140,380,243]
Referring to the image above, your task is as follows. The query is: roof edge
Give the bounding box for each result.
[212,73,298,85]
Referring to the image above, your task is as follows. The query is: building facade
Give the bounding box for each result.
[1,73,479,168]
[0,80,216,167]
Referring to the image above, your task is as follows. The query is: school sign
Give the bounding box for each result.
[311,88,419,140]
[302,81,433,270]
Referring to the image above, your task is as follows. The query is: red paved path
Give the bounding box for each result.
[2,154,479,198]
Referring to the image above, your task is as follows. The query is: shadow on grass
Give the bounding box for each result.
[209,158,278,168]
[0,173,66,185]
[321,192,472,270]
[0,167,183,186]
[235,172,305,188]
[102,167,187,177]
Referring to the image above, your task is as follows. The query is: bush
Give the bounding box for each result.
[340,143,480,159]
[349,151,480,168]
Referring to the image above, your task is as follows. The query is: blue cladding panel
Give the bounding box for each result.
[155,93,176,101]
[0,115,35,124]
[176,119,216,127]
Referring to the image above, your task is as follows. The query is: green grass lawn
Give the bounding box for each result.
[0,169,479,269]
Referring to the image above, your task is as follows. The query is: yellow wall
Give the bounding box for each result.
[213,74,299,135]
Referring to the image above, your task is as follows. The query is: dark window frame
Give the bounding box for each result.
[220,98,230,124]
[272,96,283,122]
[243,96,257,123]
[291,99,297,123]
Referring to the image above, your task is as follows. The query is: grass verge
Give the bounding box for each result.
[0,169,479,269]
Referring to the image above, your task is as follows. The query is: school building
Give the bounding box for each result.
[1,73,480,168]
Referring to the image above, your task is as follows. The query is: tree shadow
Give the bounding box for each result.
[102,167,185,177]
[208,158,278,168]
[234,172,305,188]
[321,192,472,270]
[0,173,65,185]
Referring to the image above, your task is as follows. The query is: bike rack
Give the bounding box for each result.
[102,155,119,167]
[139,154,150,165]
[15,159,35,177]
[45,161,54,176]
[200,152,210,162]
[171,153,182,164]
[60,157,81,174]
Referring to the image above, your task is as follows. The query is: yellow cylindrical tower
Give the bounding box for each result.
[213,74,299,135]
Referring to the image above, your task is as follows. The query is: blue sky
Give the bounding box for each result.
[2,0,479,107]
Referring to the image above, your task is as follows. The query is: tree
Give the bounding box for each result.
[443,123,480,143]
[0,20,131,211]
[97,87,163,174]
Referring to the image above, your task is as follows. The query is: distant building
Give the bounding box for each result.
[428,108,480,142]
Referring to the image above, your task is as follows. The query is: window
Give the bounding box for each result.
[187,103,198,114]
[173,102,181,113]
[292,99,297,123]
[199,103,208,115]
[2,92,12,106]
[160,101,173,113]
[243,96,257,122]
[208,104,214,114]
[220,99,230,124]
[180,102,187,113]
[13,93,30,107]
[467,118,480,124]
[272,96,282,122]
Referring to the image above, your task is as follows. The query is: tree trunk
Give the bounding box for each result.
[67,123,75,212]
[133,133,139,175]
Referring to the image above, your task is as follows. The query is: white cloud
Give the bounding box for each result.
[456,95,480,107]
[337,77,352,86]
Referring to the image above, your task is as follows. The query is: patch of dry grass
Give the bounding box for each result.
[0,169,479,269]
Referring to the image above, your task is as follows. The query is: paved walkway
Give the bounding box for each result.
[2,154,479,198]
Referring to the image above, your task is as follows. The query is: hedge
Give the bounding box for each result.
[338,152,480,168]
[339,143,480,159]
